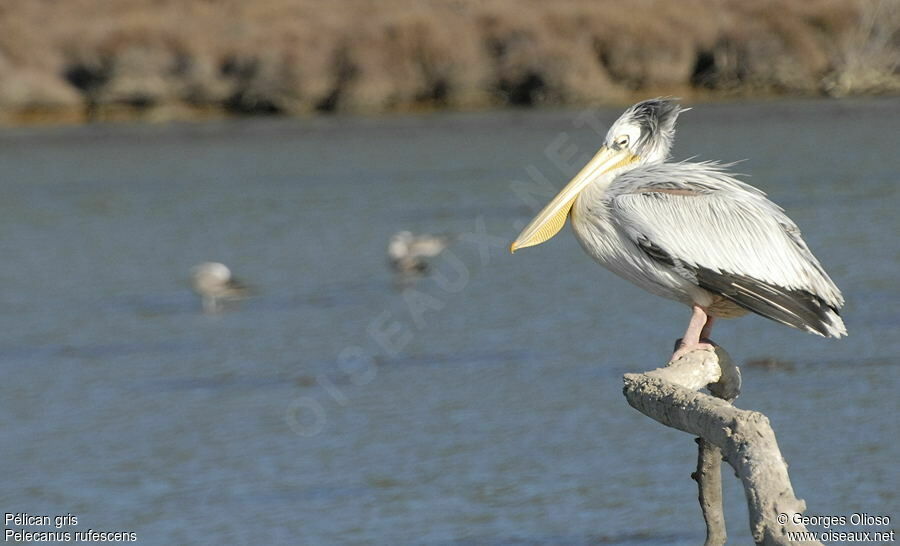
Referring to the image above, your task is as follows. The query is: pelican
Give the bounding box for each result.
[388,231,453,275]
[510,98,845,361]
[190,262,250,314]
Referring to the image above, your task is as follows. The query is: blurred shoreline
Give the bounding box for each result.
[1,0,898,126]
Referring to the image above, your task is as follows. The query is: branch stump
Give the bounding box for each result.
[622,344,823,546]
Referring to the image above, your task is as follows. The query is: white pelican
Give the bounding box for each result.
[511,98,845,361]
[388,231,453,275]
[190,262,250,314]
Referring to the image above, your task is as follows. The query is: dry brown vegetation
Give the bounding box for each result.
[0,0,898,124]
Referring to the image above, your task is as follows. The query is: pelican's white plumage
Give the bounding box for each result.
[511,98,845,358]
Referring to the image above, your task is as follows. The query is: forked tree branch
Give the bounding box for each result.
[622,346,822,546]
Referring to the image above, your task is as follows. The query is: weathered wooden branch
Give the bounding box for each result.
[693,436,727,545]
[623,345,822,546]
[689,343,740,546]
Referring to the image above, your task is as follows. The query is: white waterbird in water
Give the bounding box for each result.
[510,98,845,361]
[190,262,250,314]
[388,231,453,275]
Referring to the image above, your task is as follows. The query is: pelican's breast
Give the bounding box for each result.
[570,186,701,307]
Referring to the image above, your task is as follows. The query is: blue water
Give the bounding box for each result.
[0,98,898,544]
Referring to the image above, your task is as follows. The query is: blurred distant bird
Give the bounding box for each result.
[388,231,453,275]
[190,262,250,314]
[510,98,845,362]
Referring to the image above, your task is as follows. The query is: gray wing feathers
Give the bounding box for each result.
[607,163,845,335]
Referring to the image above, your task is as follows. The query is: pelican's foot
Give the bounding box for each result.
[669,339,716,364]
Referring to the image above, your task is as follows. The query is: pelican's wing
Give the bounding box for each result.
[608,163,845,337]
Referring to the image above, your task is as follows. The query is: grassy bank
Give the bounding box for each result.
[1,0,898,125]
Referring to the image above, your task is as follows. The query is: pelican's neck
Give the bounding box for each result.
[582,159,645,197]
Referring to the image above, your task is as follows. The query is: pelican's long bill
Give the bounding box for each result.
[510,146,636,253]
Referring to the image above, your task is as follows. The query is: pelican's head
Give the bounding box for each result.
[510,98,686,253]
[605,97,684,165]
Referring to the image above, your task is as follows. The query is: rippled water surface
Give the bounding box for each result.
[1,99,898,544]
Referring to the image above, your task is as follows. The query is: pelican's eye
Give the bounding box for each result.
[615,135,630,149]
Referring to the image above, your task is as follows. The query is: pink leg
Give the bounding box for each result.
[670,305,715,362]
[700,315,716,341]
